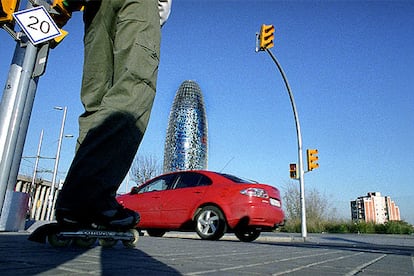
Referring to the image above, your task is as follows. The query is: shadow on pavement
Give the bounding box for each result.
[320,236,372,244]
[0,233,180,275]
[100,246,179,274]
[256,240,414,257]
[168,232,414,257]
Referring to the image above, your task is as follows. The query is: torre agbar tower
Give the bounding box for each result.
[163,81,208,172]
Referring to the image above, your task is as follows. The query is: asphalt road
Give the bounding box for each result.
[0,230,413,275]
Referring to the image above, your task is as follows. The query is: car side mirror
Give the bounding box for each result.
[130,186,139,195]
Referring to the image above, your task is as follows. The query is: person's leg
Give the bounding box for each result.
[56,0,160,226]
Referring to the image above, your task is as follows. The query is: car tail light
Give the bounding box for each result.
[240,188,269,199]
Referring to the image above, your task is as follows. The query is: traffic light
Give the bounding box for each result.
[259,24,274,51]
[306,149,319,171]
[0,0,20,25]
[289,163,297,179]
[51,0,73,27]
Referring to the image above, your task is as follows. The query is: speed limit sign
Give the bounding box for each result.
[13,6,62,45]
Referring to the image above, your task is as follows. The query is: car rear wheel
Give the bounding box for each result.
[195,206,226,240]
[234,228,261,242]
[146,229,166,237]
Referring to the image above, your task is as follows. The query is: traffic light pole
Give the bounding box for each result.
[1,0,75,229]
[0,1,44,227]
[265,48,308,239]
[0,42,40,215]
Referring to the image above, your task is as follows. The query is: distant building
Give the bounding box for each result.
[13,175,55,221]
[163,80,208,172]
[350,192,400,224]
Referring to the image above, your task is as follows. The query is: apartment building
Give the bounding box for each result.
[350,192,400,224]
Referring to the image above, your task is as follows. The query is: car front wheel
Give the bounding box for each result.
[146,229,166,237]
[195,206,226,240]
[234,228,261,242]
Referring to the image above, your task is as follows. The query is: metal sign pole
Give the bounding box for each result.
[1,1,69,228]
[5,44,49,194]
[0,0,45,225]
[0,41,39,218]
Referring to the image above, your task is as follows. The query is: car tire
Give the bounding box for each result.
[146,229,166,237]
[234,229,261,242]
[195,206,227,240]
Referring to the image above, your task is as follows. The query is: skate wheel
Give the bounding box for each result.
[122,229,139,248]
[74,237,97,248]
[47,233,71,247]
[99,239,117,248]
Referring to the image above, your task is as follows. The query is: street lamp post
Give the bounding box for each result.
[46,106,67,221]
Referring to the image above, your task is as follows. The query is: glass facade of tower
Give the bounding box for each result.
[163,81,208,172]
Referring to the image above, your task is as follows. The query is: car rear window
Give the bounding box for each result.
[174,172,212,189]
[218,173,258,184]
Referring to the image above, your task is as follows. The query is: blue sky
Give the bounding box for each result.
[1,0,413,223]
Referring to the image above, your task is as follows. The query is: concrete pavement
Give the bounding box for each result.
[1,227,413,275]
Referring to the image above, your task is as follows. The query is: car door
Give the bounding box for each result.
[132,174,177,228]
[160,172,212,227]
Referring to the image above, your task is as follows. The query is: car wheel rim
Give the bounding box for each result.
[198,210,219,235]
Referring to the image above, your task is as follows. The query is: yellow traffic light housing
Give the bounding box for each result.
[289,163,297,179]
[0,0,20,25]
[259,24,274,51]
[306,149,319,171]
[51,0,71,27]
[50,28,68,49]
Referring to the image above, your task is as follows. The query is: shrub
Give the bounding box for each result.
[324,221,349,233]
[279,219,413,234]
[384,221,413,234]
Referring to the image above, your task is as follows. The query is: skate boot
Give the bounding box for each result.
[29,207,140,248]
[94,205,140,230]
[55,205,140,229]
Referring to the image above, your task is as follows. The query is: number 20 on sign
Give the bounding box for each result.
[13,6,61,45]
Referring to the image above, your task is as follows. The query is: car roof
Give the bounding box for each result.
[146,170,259,184]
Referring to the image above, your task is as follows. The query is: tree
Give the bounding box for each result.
[283,184,302,221]
[282,183,337,232]
[129,154,163,186]
[306,188,329,221]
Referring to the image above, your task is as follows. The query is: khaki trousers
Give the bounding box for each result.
[57,0,161,212]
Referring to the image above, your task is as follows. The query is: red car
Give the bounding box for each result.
[117,170,285,242]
